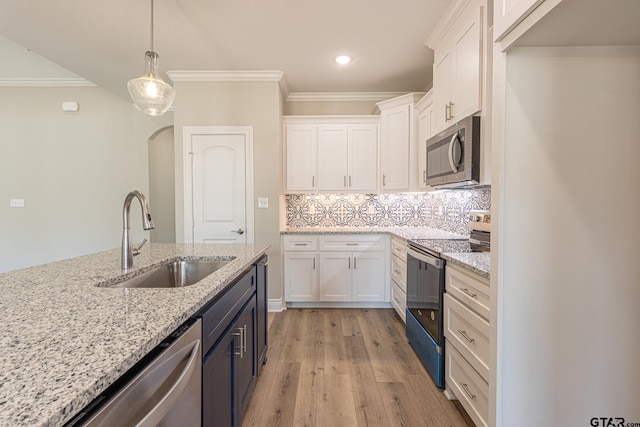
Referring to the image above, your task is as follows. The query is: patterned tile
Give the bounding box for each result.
[285,189,491,235]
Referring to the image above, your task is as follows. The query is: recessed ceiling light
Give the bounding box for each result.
[334,55,352,65]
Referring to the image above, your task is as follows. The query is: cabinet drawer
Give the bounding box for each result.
[444,294,490,380]
[446,343,489,427]
[391,279,406,323]
[390,255,407,292]
[200,267,256,355]
[391,237,408,259]
[446,264,490,320]
[319,234,386,251]
[283,235,318,251]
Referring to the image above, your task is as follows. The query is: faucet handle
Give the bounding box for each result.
[133,238,148,256]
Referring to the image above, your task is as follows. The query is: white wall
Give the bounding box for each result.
[497,46,640,425]
[0,86,172,272]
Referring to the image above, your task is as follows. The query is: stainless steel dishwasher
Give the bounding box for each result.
[65,318,202,427]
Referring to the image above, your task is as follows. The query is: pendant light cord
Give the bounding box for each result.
[150,0,154,52]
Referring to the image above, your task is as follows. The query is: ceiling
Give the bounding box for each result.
[0,0,450,100]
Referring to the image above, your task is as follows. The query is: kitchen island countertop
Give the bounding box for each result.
[0,243,269,427]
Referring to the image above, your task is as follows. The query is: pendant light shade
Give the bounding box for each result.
[128,0,175,116]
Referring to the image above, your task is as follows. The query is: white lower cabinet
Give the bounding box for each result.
[283,234,389,304]
[446,344,489,427]
[284,252,318,302]
[318,252,352,301]
[444,264,490,427]
[351,251,387,301]
[390,236,408,321]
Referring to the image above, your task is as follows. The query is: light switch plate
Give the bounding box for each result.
[258,197,268,208]
[10,199,25,208]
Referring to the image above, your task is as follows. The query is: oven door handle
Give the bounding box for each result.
[407,248,444,269]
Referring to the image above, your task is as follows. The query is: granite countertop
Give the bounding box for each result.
[0,243,269,427]
[280,226,468,241]
[442,252,491,279]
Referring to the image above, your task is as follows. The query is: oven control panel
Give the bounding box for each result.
[468,210,491,232]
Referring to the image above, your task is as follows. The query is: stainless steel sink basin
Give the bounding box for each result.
[108,259,233,288]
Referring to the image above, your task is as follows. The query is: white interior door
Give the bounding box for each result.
[184,127,254,244]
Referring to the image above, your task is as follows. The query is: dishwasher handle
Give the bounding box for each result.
[136,339,201,427]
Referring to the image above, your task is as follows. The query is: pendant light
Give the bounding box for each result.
[127,0,175,116]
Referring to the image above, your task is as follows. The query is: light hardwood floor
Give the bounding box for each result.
[242,308,468,427]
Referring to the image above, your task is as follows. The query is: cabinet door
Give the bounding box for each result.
[452,4,482,122]
[380,104,410,191]
[433,46,454,132]
[319,252,352,301]
[348,125,378,192]
[352,251,387,301]
[417,107,429,189]
[235,298,257,426]
[284,252,318,301]
[285,125,316,192]
[317,125,348,191]
[202,328,234,427]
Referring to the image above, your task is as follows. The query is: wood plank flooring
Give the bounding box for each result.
[242,308,468,427]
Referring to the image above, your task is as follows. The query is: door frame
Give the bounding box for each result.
[182,126,254,244]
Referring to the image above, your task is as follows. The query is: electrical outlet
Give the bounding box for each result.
[258,197,268,208]
[10,199,25,208]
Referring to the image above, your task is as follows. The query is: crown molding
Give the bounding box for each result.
[0,78,96,87]
[425,0,472,49]
[286,92,406,102]
[167,70,288,99]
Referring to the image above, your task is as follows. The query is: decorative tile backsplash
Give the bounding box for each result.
[285,189,491,235]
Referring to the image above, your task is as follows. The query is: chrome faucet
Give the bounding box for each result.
[122,190,155,270]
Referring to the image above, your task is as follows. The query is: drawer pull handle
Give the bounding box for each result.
[458,330,475,343]
[293,243,308,246]
[232,327,244,358]
[346,243,359,246]
[461,288,477,298]
[460,382,476,400]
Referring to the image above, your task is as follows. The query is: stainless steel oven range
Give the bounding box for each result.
[405,238,469,388]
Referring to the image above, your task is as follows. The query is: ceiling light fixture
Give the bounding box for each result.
[334,55,352,65]
[127,0,175,116]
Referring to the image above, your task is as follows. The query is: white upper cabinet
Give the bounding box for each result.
[317,124,378,193]
[428,0,485,134]
[317,125,349,191]
[377,93,424,193]
[284,116,379,194]
[347,125,379,192]
[285,125,317,192]
[380,104,410,191]
[415,91,434,190]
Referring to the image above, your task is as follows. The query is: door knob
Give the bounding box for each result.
[231,228,245,235]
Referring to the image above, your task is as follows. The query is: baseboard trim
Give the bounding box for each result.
[285,301,393,309]
[268,298,285,312]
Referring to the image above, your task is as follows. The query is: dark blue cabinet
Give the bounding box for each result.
[200,257,267,427]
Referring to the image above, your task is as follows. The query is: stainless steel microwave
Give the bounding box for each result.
[425,115,480,188]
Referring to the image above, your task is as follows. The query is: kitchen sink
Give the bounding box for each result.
[107,258,234,289]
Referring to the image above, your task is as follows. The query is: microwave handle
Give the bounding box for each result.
[448,132,459,173]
